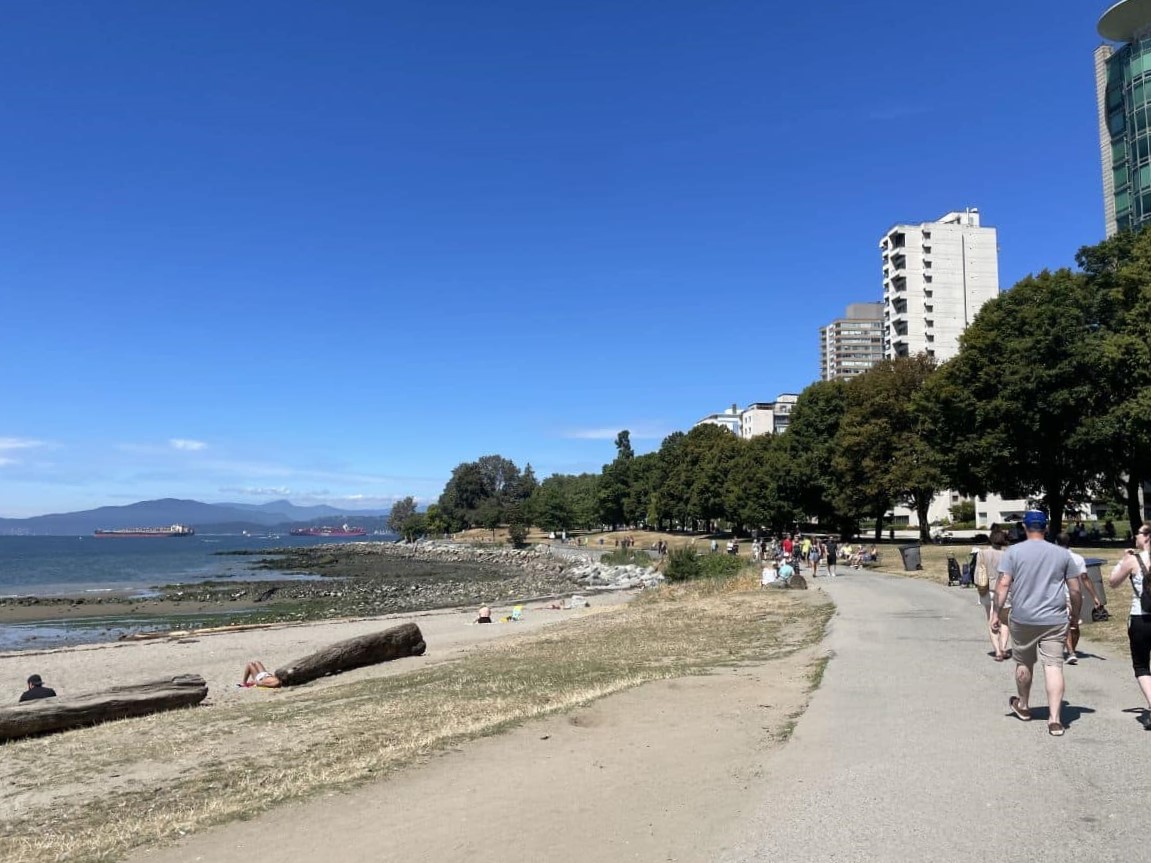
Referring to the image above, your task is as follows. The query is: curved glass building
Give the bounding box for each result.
[1096,1,1151,236]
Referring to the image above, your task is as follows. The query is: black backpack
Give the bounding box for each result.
[1132,554,1151,615]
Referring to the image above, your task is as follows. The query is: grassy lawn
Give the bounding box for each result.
[0,574,832,863]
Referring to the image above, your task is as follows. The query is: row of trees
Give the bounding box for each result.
[407,228,1151,542]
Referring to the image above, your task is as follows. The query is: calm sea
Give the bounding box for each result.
[0,534,376,598]
[0,534,387,652]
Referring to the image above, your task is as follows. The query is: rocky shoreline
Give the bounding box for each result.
[0,541,665,630]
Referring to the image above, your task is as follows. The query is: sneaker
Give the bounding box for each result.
[1066,652,1078,665]
[1140,713,1151,731]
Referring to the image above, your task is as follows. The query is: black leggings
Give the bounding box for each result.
[1129,614,1151,677]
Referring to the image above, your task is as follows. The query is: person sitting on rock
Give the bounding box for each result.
[241,660,282,688]
[476,605,493,623]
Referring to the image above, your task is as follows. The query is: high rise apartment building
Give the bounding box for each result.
[880,209,999,363]
[819,303,884,381]
[1096,1,1151,236]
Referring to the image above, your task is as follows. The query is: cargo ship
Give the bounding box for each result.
[93,524,196,538]
[289,524,367,537]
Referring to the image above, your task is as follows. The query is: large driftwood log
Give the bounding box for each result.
[0,674,208,743]
[275,622,426,686]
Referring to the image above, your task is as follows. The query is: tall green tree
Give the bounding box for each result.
[837,355,945,542]
[921,268,1107,533]
[777,380,858,537]
[597,430,635,528]
[386,496,417,535]
[724,433,798,534]
[475,455,522,505]
[1077,227,1151,533]
[649,432,689,530]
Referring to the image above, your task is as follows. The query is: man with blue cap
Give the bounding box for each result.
[994,510,1081,736]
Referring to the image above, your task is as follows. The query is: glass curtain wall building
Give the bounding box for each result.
[1096,1,1151,236]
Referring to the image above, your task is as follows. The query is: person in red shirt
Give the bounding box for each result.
[782,535,794,558]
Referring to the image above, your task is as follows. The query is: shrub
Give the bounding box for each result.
[664,547,703,581]
[949,500,976,524]
[507,522,529,548]
[697,553,746,579]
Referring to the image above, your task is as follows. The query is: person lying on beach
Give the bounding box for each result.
[476,606,493,624]
[241,660,282,688]
[19,673,57,702]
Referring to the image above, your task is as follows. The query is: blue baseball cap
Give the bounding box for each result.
[1022,510,1048,529]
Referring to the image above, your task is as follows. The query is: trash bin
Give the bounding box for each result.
[1083,557,1108,618]
[899,544,922,571]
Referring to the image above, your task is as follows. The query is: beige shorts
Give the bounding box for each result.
[1009,621,1068,668]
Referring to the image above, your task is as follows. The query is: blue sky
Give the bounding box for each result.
[0,1,1113,516]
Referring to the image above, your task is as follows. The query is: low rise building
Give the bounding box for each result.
[695,395,800,439]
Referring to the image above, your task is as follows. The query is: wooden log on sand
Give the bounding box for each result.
[0,674,208,743]
[274,622,427,687]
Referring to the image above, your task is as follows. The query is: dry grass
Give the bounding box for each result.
[0,576,832,863]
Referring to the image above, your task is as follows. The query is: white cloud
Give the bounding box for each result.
[169,439,208,452]
[0,437,46,451]
[0,457,15,467]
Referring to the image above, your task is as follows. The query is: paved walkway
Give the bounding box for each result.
[726,570,1149,863]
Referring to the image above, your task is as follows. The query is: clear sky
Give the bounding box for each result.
[0,1,1113,517]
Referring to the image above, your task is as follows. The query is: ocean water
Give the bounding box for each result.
[0,534,381,651]
[0,534,372,598]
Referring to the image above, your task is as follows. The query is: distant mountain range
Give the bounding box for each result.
[0,498,394,536]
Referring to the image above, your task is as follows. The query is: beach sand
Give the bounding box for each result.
[0,595,631,709]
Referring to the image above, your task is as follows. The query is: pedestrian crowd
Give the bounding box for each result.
[976,509,1151,736]
[749,533,879,586]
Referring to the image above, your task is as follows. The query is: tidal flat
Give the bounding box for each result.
[0,542,582,648]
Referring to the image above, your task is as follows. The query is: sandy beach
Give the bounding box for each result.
[0,594,631,708]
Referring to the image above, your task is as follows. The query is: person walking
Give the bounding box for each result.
[994,510,1081,736]
[1055,532,1103,664]
[977,529,1011,661]
[825,537,839,578]
[1107,521,1151,730]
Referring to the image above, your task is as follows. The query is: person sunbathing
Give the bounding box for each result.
[241,660,282,688]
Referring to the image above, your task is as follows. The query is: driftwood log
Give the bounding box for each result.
[275,622,426,686]
[0,674,208,743]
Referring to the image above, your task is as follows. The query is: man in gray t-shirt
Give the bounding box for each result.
[995,510,1081,736]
